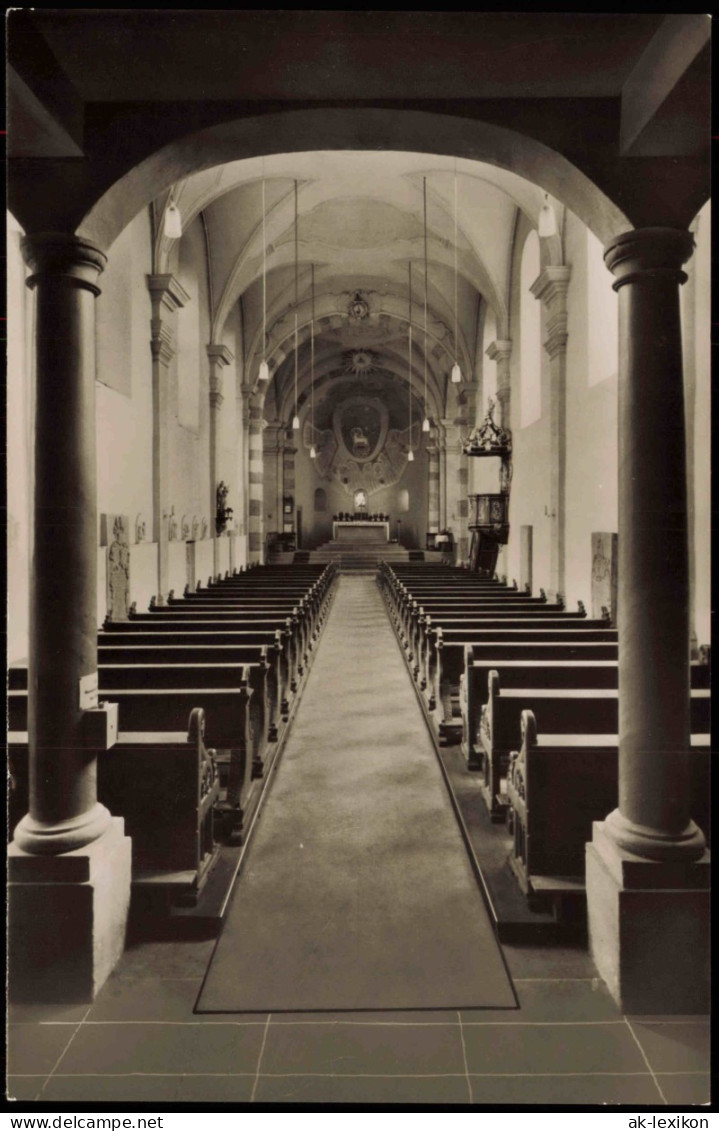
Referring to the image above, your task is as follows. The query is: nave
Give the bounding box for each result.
[8,573,709,1106]
[6,11,711,1109]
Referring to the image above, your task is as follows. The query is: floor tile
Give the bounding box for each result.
[8,1002,90,1025]
[254,1073,470,1105]
[114,937,217,980]
[503,945,598,980]
[261,1021,465,1076]
[6,1077,46,1102]
[656,1074,711,1106]
[629,1022,710,1074]
[469,1073,663,1106]
[462,1022,646,1076]
[87,977,232,1023]
[8,1024,80,1075]
[270,1010,458,1025]
[177,1076,256,1103]
[462,979,621,1024]
[57,1023,265,1076]
[41,1075,185,1103]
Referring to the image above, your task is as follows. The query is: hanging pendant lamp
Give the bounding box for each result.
[292,179,300,431]
[451,166,462,384]
[309,264,316,458]
[407,261,414,462]
[538,193,557,238]
[422,176,431,432]
[164,191,182,239]
[258,173,270,381]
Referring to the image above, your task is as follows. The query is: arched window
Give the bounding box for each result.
[313,487,327,512]
[587,229,618,386]
[520,230,542,428]
[397,489,409,513]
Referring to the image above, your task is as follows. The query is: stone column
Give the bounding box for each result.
[9,234,131,1002]
[530,267,571,602]
[441,417,467,564]
[147,274,189,603]
[283,444,297,542]
[586,228,709,1014]
[248,401,265,563]
[486,339,512,430]
[426,440,440,534]
[235,387,251,569]
[207,343,234,578]
[437,425,448,531]
[262,421,285,538]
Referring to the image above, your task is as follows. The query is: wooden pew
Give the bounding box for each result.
[461,650,710,771]
[425,620,617,725]
[409,604,584,679]
[480,670,710,824]
[9,707,222,907]
[505,709,712,909]
[398,595,562,659]
[9,668,259,840]
[101,623,300,706]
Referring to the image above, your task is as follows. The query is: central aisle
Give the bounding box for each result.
[198,575,515,1012]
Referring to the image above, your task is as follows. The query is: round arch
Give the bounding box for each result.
[77,108,631,253]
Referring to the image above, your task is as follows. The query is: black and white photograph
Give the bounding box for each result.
[6,10,711,1110]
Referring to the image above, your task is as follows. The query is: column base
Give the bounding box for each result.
[8,818,132,1003]
[586,821,710,1015]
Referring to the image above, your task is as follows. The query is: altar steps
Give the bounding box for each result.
[264,541,416,571]
[313,541,413,573]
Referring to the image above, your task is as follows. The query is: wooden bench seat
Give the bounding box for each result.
[8,708,222,904]
[100,622,302,698]
[505,709,712,907]
[423,623,618,715]
[10,675,258,841]
[479,672,710,823]
[460,655,711,768]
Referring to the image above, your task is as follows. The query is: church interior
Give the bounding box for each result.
[6,12,711,1107]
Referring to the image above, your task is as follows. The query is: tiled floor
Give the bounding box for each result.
[7,934,710,1106]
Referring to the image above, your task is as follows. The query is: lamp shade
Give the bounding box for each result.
[258,359,270,382]
[292,414,300,431]
[538,197,557,238]
[407,449,415,462]
[164,201,182,239]
[451,362,462,385]
[309,445,317,459]
[422,417,430,432]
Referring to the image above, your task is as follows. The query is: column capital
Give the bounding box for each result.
[604,227,694,291]
[530,265,572,306]
[146,273,190,313]
[486,339,512,363]
[22,233,107,296]
[207,342,235,367]
[532,266,571,359]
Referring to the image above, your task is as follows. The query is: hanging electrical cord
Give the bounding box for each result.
[259,169,269,382]
[309,263,316,459]
[407,260,414,462]
[451,163,462,384]
[422,176,430,432]
[292,179,300,430]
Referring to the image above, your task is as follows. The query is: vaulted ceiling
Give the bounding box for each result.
[158,150,552,424]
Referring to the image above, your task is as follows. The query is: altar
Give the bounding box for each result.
[333,520,390,543]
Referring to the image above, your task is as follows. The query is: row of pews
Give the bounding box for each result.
[8,563,337,914]
[379,561,711,920]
